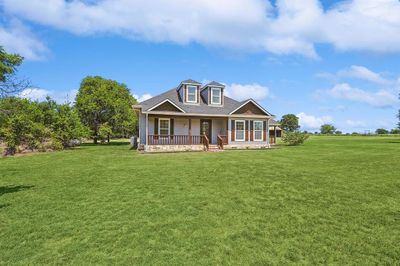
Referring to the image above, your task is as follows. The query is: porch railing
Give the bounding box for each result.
[147,135,205,145]
[217,135,228,149]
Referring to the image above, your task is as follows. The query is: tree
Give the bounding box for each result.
[398,108,400,129]
[280,114,300,132]
[0,96,88,155]
[320,124,336,134]
[376,128,389,135]
[0,46,29,97]
[0,97,48,155]
[38,97,88,147]
[390,128,400,134]
[75,76,137,144]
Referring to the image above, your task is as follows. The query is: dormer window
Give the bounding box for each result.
[211,88,221,105]
[186,85,197,103]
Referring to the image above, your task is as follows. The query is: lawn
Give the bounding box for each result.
[1,136,399,265]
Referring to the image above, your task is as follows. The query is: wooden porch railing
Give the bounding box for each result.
[217,135,228,149]
[202,135,209,150]
[148,135,204,145]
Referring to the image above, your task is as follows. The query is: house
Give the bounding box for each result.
[133,79,280,152]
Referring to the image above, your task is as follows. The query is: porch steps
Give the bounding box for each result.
[207,145,223,152]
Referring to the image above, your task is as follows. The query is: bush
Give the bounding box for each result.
[0,97,88,156]
[281,132,309,146]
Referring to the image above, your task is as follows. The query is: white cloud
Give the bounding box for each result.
[19,88,77,103]
[0,19,48,60]
[326,83,398,108]
[133,93,152,102]
[338,65,390,85]
[3,0,400,58]
[297,112,332,129]
[225,83,271,101]
[345,119,367,128]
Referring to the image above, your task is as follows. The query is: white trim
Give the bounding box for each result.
[235,120,245,141]
[253,120,263,141]
[210,87,222,105]
[229,99,272,116]
[147,99,186,113]
[186,85,198,103]
[158,118,170,136]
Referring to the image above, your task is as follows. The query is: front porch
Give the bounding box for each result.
[141,115,279,152]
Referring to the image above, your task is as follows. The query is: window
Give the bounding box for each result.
[159,119,170,136]
[186,86,197,103]
[254,121,263,141]
[211,88,221,105]
[235,120,245,141]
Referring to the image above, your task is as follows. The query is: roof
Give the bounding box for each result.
[203,81,225,88]
[138,88,242,115]
[269,119,280,125]
[180,79,202,85]
[136,80,274,117]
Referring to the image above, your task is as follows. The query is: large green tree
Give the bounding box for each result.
[0,46,29,97]
[280,114,300,132]
[75,76,137,144]
[320,124,337,134]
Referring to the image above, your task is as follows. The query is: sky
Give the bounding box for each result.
[1,0,399,133]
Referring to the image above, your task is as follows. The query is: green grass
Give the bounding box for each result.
[1,136,399,265]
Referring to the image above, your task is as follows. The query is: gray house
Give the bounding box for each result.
[134,79,280,152]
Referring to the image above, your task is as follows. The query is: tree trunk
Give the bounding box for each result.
[107,134,110,143]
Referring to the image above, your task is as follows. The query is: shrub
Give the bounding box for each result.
[281,132,309,146]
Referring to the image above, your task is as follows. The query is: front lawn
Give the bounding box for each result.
[1,136,399,264]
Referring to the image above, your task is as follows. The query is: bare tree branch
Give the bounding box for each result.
[0,75,31,98]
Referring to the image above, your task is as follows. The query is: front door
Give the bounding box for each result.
[200,119,212,142]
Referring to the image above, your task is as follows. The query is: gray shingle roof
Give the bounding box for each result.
[180,79,201,85]
[269,119,280,125]
[139,88,243,115]
[137,81,273,116]
[203,81,225,88]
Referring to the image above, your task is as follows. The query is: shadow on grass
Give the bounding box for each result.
[0,203,11,209]
[0,185,34,197]
[81,141,130,147]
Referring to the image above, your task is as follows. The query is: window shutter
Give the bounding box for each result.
[250,120,254,141]
[245,120,249,141]
[154,118,159,135]
[263,121,267,141]
[197,86,200,103]
[170,119,174,136]
[231,120,235,141]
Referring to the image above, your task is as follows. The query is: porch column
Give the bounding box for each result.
[145,113,149,147]
[228,118,231,144]
[266,118,270,146]
[188,118,192,145]
[274,126,277,144]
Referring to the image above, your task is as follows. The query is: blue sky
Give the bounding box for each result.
[1,0,399,132]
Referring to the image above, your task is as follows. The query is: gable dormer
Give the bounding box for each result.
[177,79,201,104]
[201,81,225,106]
